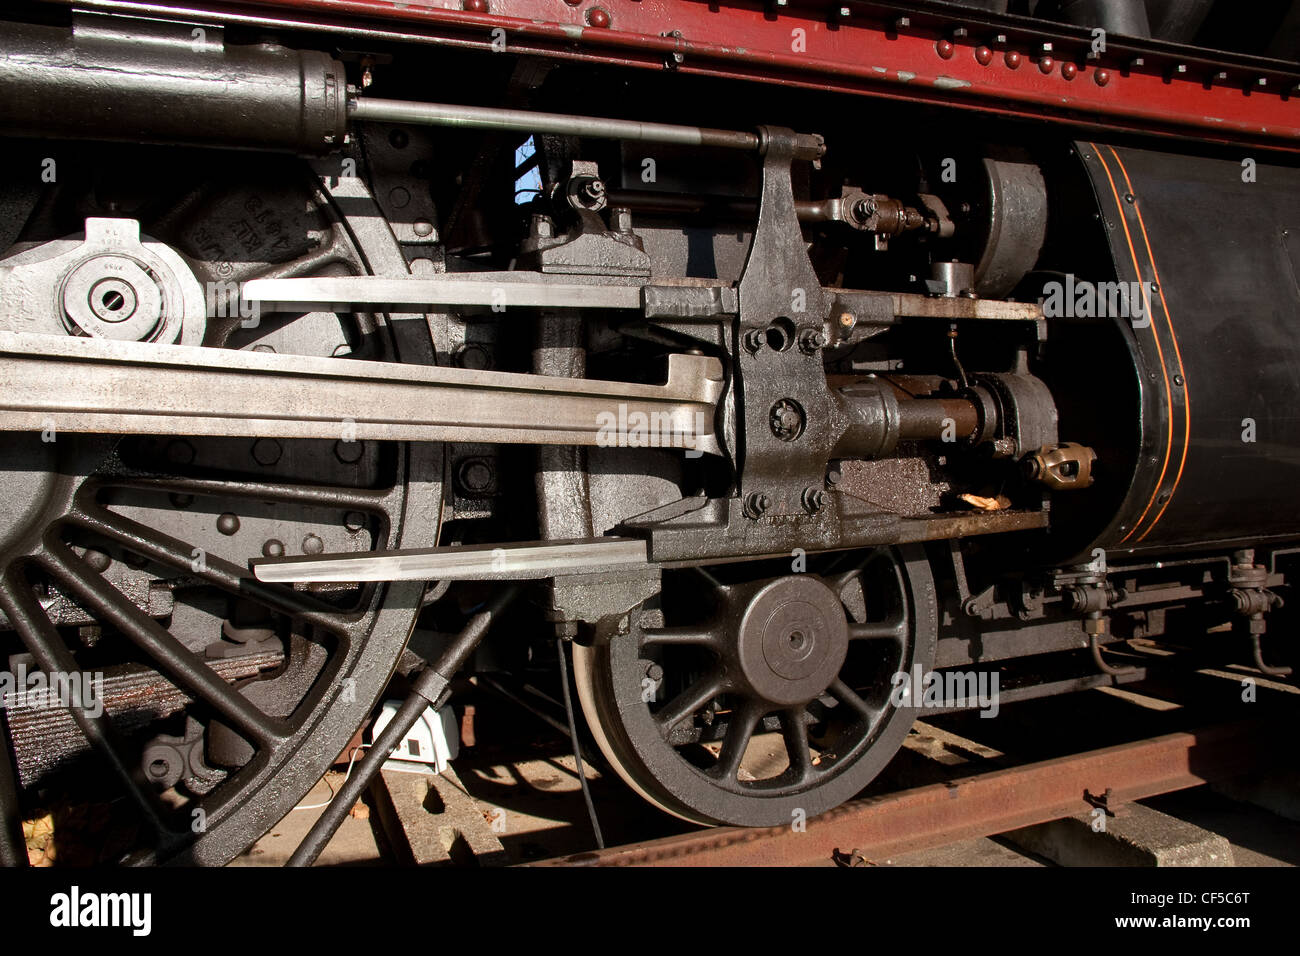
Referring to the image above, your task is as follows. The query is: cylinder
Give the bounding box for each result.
[0,16,348,153]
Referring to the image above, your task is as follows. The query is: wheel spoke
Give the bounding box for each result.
[0,566,176,842]
[827,678,876,720]
[847,616,908,642]
[65,504,343,631]
[640,625,721,649]
[39,546,287,746]
[779,708,815,784]
[654,672,725,735]
[710,700,764,783]
[99,475,390,512]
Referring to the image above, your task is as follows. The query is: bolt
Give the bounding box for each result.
[217,512,241,536]
[826,463,843,485]
[610,206,633,234]
[302,533,324,555]
[252,438,282,466]
[344,511,367,532]
[798,328,826,353]
[587,7,611,28]
[457,457,496,495]
[936,39,954,59]
[335,439,364,464]
[975,46,992,66]
[84,548,111,573]
[645,662,664,683]
[1061,62,1077,80]
[744,492,771,519]
[1005,50,1022,69]
[262,539,285,558]
[412,220,436,238]
[530,214,555,239]
[453,343,491,370]
[743,328,766,353]
[838,311,856,330]
[769,399,805,441]
[802,486,826,514]
[581,179,606,205]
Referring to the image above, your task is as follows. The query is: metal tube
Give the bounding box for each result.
[0,16,348,154]
[287,585,517,867]
[897,397,981,441]
[349,96,762,151]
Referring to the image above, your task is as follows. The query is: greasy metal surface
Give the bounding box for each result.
[540,721,1269,865]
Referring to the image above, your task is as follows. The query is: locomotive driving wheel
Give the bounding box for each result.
[573,546,937,827]
[0,154,442,865]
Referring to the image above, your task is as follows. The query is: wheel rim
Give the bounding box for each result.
[573,546,937,828]
[0,159,442,864]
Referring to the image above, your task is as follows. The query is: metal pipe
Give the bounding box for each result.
[349,96,763,152]
[287,585,517,867]
[0,16,348,153]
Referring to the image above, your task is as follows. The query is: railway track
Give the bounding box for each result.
[243,655,1298,868]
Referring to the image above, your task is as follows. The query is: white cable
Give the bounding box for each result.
[291,744,370,811]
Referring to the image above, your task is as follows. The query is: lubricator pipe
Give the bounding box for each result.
[0,16,348,153]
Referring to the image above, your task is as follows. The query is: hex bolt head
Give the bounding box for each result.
[744,492,771,520]
[743,329,766,353]
[802,486,826,514]
[798,328,826,353]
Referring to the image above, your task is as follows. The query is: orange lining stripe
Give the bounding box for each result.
[1088,143,1173,543]
[1105,146,1190,542]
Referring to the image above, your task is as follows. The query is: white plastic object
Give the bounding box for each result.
[370,700,459,775]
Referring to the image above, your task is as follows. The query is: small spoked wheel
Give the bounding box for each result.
[572,546,937,827]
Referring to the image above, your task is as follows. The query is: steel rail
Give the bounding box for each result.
[535,721,1270,866]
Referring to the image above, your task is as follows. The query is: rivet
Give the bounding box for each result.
[936,39,955,59]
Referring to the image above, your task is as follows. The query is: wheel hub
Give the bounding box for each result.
[735,576,848,706]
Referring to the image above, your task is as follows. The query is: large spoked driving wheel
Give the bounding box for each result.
[573,547,937,827]
[0,155,441,865]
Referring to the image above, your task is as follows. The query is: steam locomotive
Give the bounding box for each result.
[0,0,1297,864]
